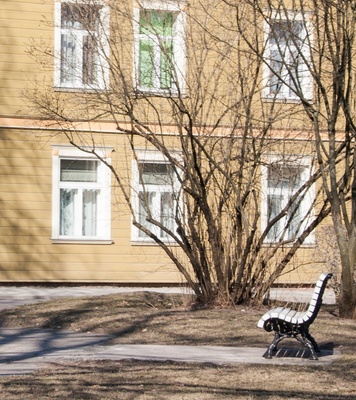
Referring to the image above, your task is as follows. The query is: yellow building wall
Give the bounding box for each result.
[0,0,181,283]
[0,0,333,285]
[0,0,52,116]
[0,127,182,283]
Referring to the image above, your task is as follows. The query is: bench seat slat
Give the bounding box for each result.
[257,307,292,326]
[270,307,287,318]
[283,309,298,322]
[291,311,305,324]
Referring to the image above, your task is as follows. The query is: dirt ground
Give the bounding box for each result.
[0,292,355,399]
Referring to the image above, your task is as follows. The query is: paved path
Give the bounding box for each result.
[0,285,336,310]
[0,328,340,376]
[0,286,339,375]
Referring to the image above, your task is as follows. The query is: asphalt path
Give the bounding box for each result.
[0,286,339,375]
[0,285,336,310]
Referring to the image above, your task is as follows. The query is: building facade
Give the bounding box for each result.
[0,0,334,286]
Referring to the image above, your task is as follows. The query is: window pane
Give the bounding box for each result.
[83,35,97,85]
[139,39,154,87]
[267,164,303,189]
[61,33,77,84]
[61,3,100,31]
[82,190,98,236]
[140,10,174,36]
[267,194,282,241]
[60,188,77,236]
[60,159,98,182]
[160,40,173,89]
[269,21,287,45]
[138,191,175,238]
[138,191,155,237]
[60,3,101,87]
[161,192,174,237]
[269,20,303,45]
[139,163,173,185]
[266,163,307,241]
[61,3,82,30]
[269,49,283,94]
[287,200,301,239]
[268,20,305,97]
[267,193,300,241]
[139,10,175,90]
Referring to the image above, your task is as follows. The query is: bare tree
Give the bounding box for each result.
[233,0,356,317]
[26,0,331,306]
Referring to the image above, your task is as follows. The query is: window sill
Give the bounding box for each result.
[262,95,314,104]
[51,239,114,245]
[54,86,105,93]
[130,240,179,246]
[135,87,186,98]
[262,96,302,104]
[262,241,316,248]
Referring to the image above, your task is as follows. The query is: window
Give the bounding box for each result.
[264,14,312,100]
[54,0,109,89]
[52,146,112,242]
[261,157,314,244]
[132,152,180,241]
[134,1,186,93]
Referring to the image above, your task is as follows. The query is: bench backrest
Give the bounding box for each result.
[305,272,333,326]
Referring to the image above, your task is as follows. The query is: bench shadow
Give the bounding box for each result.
[263,341,335,359]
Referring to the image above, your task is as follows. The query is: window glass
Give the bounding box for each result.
[139,39,155,88]
[60,159,98,182]
[57,2,107,88]
[267,164,303,189]
[269,20,303,46]
[138,191,154,237]
[265,162,310,242]
[61,3,100,30]
[60,188,77,236]
[265,17,310,99]
[135,160,177,240]
[82,189,98,236]
[139,162,173,185]
[59,160,99,237]
[140,10,174,36]
[138,9,177,90]
[160,40,173,88]
[160,191,174,237]
[53,147,112,241]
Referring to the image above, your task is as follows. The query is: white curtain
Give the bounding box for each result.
[160,192,174,237]
[61,33,77,85]
[82,190,98,236]
[60,189,76,236]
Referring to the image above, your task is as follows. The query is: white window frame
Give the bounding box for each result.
[52,145,112,242]
[54,0,110,90]
[261,155,315,245]
[263,11,312,101]
[131,150,181,242]
[133,0,186,94]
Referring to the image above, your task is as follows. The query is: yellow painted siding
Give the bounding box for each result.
[0,0,332,285]
[0,126,328,284]
[0,127,182,283]
[0,0,53,116]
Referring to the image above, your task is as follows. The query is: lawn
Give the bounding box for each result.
[0,291,355,399]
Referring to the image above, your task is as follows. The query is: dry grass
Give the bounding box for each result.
[0,291,355,399]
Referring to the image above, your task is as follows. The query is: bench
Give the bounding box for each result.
[257,272,333,360]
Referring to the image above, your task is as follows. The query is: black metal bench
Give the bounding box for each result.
[257,272,333,360]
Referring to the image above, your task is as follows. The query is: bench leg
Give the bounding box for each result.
[264,332,284,359]
[304,331,320,353]
[296,334,319,360]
